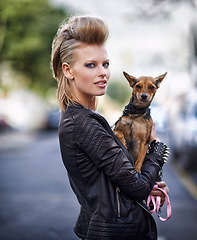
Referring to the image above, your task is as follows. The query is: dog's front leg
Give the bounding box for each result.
[113,130,127,148]
[135,143,149,172]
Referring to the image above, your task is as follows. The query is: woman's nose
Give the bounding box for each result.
[98,66,107,76]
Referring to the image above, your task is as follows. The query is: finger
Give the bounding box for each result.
[160,198,165,207]
[156,181,169,194]
[156,181,166,188]
[150,190,165,197]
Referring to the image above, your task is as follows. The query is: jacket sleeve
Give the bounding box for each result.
[76,114,162,201]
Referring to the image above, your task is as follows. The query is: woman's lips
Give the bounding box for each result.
[94,80,107,87]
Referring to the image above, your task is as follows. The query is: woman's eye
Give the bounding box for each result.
[103,62,109,68]
[85,63,95,68]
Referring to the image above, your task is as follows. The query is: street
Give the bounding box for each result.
[0,130,197,240]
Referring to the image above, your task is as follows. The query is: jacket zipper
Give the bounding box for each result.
[116,186,121,218]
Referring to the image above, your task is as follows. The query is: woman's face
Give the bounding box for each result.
[63,44,110,106]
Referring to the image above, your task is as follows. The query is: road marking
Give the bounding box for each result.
[174,165,197,201]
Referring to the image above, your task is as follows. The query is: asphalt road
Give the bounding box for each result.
[0,130,197,240]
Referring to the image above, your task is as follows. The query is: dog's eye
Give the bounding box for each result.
[136,85,141,89]
[149,85,155,90]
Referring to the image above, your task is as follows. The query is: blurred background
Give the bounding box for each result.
[1,0,197,239]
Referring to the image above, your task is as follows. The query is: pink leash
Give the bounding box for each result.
[147,184,172,221]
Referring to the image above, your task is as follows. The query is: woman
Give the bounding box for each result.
[51,15,169,240]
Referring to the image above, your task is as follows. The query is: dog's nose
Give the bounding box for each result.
[141,93,148,100]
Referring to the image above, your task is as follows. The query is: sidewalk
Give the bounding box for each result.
[0,130,36,152]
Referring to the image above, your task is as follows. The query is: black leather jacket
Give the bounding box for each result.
[59,103,163,240]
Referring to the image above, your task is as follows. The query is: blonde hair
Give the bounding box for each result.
[51,15,109,111]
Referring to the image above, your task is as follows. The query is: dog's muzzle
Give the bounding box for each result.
[141,93,148,101]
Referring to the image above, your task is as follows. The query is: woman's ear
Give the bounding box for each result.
[62,63,74,80]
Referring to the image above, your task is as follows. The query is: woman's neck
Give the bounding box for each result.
[72,94,97,111]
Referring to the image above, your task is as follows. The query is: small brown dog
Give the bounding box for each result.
[113,71,167,172]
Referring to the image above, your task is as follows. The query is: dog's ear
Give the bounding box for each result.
[123,71,137,88]
[155,72,167,88]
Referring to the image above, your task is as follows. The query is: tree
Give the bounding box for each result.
[107,79,131,106]
[0,0,68,94]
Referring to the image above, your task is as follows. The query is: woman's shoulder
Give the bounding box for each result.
[59,103,107,130]
[63,104,105,121]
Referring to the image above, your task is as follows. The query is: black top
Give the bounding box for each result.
[58,103,162,240]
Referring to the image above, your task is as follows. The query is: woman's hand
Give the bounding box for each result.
[150,181,169,206]
[150,121,160,143]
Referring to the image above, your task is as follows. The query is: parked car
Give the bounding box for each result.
[169,90,197,169]
[150,104,169,134]
[0,115,11,132]
[45,108,60,130]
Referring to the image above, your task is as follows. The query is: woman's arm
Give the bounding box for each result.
[76,114,166,202]
[149,120,170,205]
